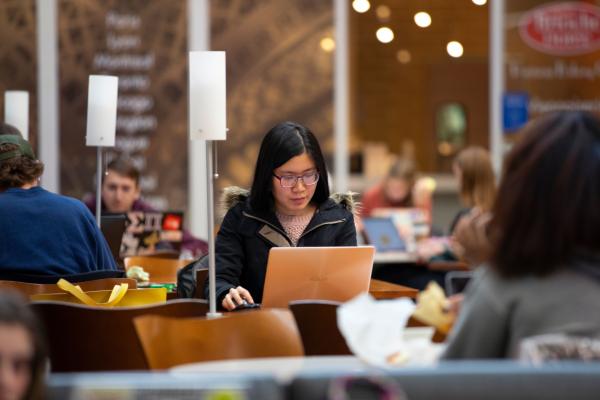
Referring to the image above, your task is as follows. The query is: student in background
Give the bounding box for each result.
[360,158,433,218]
[84,158,208,258]
[417,146,496,262]
[0,291,47,400]
[449,146,496,233]
[0,124,117,275]
[207,121,357,310]
[444,110,600,359]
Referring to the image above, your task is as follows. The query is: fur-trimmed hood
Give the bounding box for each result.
[220,186,359,216]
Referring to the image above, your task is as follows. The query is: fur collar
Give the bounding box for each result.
[220,186,359,215]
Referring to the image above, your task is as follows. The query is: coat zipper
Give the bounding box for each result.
[298,219,346,240]
[242,211,292,245]
[243,212,346,244]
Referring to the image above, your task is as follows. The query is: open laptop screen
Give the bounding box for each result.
[99,214,127,267]
[362,217,406,252]
[261,246,375,308]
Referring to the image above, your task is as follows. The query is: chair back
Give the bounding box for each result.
[134,308,304,369]
[289,300,352,356]
[31,299,208,372]
[124,256,189,284]
[0,278,137,297]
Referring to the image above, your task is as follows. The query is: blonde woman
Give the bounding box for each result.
[417,146,497,263]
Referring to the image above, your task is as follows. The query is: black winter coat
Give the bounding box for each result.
[204,187,358,304]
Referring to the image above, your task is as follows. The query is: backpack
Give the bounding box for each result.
[176,255,209,298]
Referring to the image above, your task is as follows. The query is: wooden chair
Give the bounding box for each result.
[134,308,304,369]
[124,256,189,284]
[289,300,352,356]
[31,299,208,372]
[138,250,181,259]
[0,278,137,297]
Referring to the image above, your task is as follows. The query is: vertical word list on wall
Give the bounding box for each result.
[92,10,166,209]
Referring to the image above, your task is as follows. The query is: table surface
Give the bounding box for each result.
[369,279,418,299]
[373,251,418,264]
[171,356,378,383]
[171,351,444,383]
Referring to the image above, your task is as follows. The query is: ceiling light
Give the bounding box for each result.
[352,0,370,13]
[320,37,335,52]
[376,27,394,43]
[414,12,432,28]
[472,0,487,5]
[396,49,411,64]
[447,41,464,58]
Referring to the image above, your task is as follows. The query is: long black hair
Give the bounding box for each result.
[249,121,330,213]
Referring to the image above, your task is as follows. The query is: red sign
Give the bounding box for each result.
[519,2,600,55]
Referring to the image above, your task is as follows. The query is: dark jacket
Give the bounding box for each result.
[205,187,358,304]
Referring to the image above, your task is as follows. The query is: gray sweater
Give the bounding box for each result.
[443,265,600,359]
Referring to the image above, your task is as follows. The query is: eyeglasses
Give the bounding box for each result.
[273,171,320,188]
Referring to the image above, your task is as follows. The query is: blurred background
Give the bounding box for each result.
[1,0,599,237]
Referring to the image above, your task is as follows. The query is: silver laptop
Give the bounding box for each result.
[261,246,375,308]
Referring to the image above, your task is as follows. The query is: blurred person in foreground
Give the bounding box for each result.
[0,291,47,400]
[0,123,117,275]
[83,158,208,258]
[443,110,600,359]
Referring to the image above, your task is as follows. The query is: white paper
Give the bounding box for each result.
[4,91,29,140]
[338,293,433,366]
[189,51,227,141]
[86,75,118,147]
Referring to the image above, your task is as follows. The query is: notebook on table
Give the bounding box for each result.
[260,246,375,308]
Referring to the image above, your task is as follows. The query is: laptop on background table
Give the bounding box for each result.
[261,246,375,308]
[362,217,407,252]
[100,214,127,268]
[371,207,430,240]
[362,217,417,264]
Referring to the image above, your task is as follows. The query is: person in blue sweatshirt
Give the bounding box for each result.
[0,123,117,276]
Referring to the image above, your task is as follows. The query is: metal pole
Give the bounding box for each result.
[334,0,349,192]
[188,0,210,241]
[95,146,102,227]
[206,140,221,318]
[37,0,60,192]
[490,0,505,175]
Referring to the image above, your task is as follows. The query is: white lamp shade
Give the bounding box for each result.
[4,91,29,140]
[86,75,118,147]
[189,51,227,141]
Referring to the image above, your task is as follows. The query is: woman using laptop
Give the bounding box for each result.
[207,121,358,311]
